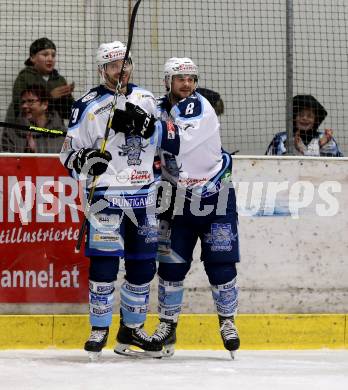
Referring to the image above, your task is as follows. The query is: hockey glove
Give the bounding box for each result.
[111,108,134,135]
[125,102,156,139]
[73,148,112,176]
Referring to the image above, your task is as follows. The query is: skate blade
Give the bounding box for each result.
[114,343,162,359]
[161,344,175,358]
[87,351,102,362]
[229,351,235,360]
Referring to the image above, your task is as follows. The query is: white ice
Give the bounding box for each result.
[0,349,347,390]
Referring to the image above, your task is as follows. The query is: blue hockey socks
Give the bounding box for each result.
[89,280,115,327]
[120,280,150,327]
[210,277,239,317]
[158,277,184,322]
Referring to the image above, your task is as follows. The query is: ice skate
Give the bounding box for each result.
[219,315,240,359]
[152,319,177,358]
[84,326,109,362]
[114,321,162,358]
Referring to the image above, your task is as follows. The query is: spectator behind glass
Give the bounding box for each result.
[196,87,224,116]
[266,95,343,157]
[5,37,74,126]
[1,84,66,153]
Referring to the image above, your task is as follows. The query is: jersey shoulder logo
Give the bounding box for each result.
[177,96,202,119]
[82,91,98,103]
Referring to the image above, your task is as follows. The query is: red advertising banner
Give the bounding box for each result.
[0,155,89,302]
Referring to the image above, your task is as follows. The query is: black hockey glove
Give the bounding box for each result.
[73,148,112,176]
[125,102,156,139]
[111,108,134,135]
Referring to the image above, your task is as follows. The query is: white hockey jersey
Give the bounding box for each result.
[60,83,179,191]
[157,92,227,191]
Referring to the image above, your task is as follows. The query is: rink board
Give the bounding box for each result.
[0,314,346,350]
[1,155,348,316]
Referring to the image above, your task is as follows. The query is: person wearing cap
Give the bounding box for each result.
[4,37,74,130]
[1,84,66,153]
[266,95,343,156]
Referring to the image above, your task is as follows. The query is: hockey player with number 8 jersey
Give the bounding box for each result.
[151,57,241,359]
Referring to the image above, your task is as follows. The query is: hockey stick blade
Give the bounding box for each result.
[74,0,143,253]
[0,121,66,137]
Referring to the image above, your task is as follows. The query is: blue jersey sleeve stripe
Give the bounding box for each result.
[68,94,111,131]
[149,122,162,147]
[209,152,232,185]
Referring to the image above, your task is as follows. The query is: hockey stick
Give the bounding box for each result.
[0,121,66,137]
[75,0,142,253]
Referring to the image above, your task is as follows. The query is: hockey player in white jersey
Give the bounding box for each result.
[151,58,240,359]
[60,41,179,360]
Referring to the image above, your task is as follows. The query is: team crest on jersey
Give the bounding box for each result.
[204,223,237,252]
[82,91,98,103]
[118,136,148,166]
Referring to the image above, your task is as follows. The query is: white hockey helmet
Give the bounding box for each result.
[96,41,132,84]
[163,57,198,90]
[96,40,131,67]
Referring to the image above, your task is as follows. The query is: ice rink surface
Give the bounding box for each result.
[0,349,347,390]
